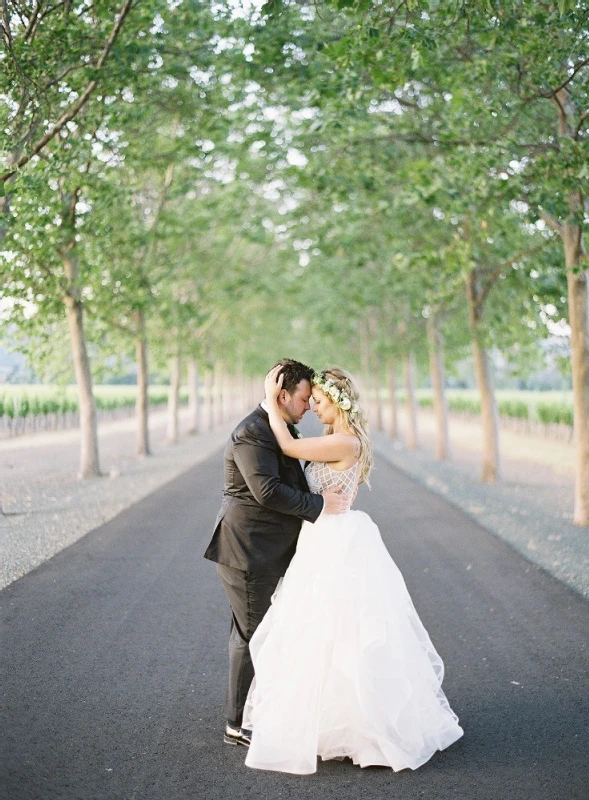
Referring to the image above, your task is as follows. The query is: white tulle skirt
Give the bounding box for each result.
[243,510,463,775]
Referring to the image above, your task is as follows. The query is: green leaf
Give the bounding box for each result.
[261,0,282,16]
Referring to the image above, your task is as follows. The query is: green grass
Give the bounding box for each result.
[0,384,187,418]
[0,384,175,398]
[388,388,573,425]
[1,385,573,426]
[536,402,574,426]
[414,388,573,409]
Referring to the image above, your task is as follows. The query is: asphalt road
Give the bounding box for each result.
[3,448,588,800]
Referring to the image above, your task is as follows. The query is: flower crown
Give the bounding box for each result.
[312,372,360,416]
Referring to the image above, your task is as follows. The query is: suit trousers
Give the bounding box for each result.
[216,563,281,728]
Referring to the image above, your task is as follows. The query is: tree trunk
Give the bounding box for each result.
[222,371,231,423]
[564,226,589,525]
[246,377,252,411]
[213,362,223,427]
[403,351,418,449]
[552,90,588,522]
[250,376,258,410]
[360,321,377,426]
[387,356,399,440]
[426,315,451,460]
[228,375,234,419]
[187,359,200,435]
[166,354,181,444]
[62,246,100,478]
[466,270,501,482]
[0,151,19,237]
[368,311,384,430]
[204,370,213,431]
[374,367,384,432]
[235,364,243,418]
[61,202,100,478]
[135,310,150,456]
[59,189,100,477]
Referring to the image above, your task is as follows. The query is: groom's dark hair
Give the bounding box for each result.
[273,359,314,394]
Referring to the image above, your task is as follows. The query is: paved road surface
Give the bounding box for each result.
[3,449,588,800]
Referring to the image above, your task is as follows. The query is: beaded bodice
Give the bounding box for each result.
[304,461,359,503]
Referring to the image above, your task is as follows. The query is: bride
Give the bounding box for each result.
[243,365,463,775]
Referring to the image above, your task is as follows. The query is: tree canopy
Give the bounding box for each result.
[1,0,588,518]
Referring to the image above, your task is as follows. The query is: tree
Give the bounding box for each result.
[249,0,588,519]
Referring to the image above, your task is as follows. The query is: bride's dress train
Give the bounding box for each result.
[243,461,463,775]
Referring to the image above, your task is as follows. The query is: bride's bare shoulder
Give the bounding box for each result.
[335,431,361,450]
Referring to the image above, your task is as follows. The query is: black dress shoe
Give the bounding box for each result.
[224,724,252,747]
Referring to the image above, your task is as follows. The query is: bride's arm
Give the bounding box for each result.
[265,371,358,463]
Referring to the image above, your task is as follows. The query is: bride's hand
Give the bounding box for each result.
[264,365,284,405]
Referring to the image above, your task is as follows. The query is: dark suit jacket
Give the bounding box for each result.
[204,405,324,575]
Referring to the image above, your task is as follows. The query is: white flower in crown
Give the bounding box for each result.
[312,372,360,417]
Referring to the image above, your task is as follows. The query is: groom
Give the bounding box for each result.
[204,358,347,747]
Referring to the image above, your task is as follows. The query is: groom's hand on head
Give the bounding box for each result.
[322,485,349,515]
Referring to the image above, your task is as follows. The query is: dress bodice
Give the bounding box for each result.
[304,461,359,503]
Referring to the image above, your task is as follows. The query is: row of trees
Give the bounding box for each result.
[1,2,587,522]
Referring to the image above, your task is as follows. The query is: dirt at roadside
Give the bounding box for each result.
[0,408,234,589]
[373,409,587,598]
[392,407,575,516]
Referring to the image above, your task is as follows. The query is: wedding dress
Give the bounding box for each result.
[242,460,463,775]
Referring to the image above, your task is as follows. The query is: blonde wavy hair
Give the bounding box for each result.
[314,366,374,487]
